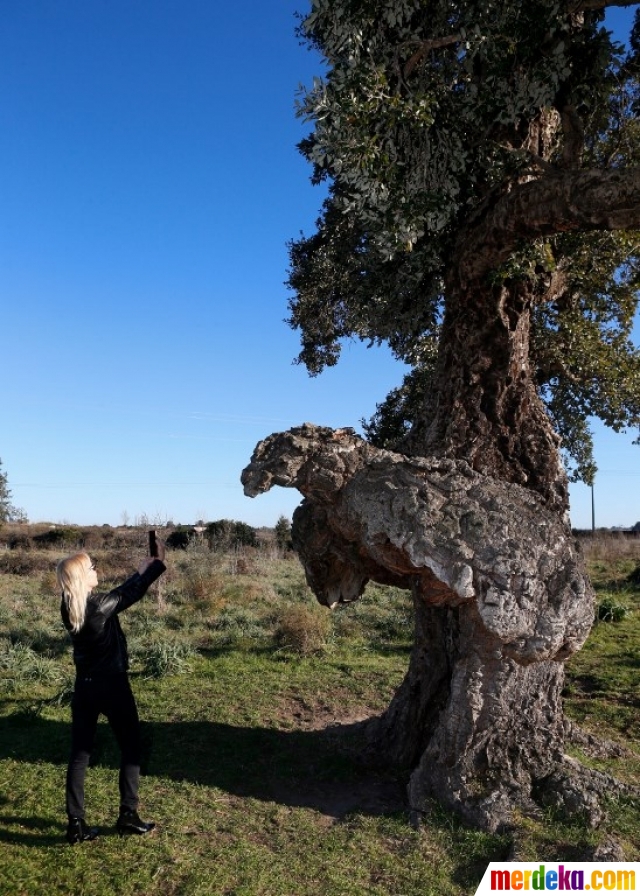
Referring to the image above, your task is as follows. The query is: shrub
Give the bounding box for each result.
[206,520,258,551]
[7,533,31,550]
[166,528,194,550]
[87,548,138,584]
[275,515,293,553]
[596,595,629,623]
[32,527,81,549]
[139,640,196,678]
[274,604,332,656]
[0,551,52,576]
[174,551,226,611]
[186,569,220,602]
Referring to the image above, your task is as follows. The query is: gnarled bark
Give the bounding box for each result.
[420,277,569,513]
[242,424,600,831]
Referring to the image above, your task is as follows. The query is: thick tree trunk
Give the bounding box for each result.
[371,593,568,830]
[411,275,569,514]
[241,423,602,831]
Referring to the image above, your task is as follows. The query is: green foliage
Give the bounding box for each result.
[0,458,12,522]
[32,527,81,549]
[596,593,630,623]
[361,363,434,449]
[138,638,196,678]
[533,229,640,482]
[165,526,194,549]
[208,605,269,646]
[275,514,293,552]
[289,0,640,477]
[206,518,258,550]
[0,639,63,688]
[0,457,26,523]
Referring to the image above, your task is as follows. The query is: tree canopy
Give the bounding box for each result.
[288,0,640,483]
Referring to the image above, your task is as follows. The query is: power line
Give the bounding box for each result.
[14,481,239,489]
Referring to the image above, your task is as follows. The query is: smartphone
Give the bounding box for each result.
[148,530,158,557]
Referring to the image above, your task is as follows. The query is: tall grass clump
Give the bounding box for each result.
[138,638,197,678]
[0,639,63,688]
[274,603,333,656]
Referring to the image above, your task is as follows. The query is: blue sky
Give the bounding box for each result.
[1,2,638,530]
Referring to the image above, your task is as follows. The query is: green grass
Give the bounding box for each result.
[0,541,638,894]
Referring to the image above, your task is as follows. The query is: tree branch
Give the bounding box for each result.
[455,167,640,287]
[401,0,639,80]
[403,33,463,79]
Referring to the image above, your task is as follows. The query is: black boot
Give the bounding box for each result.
[66,816,99,844]
[116,807,155,836]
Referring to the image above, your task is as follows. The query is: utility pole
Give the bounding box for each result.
[591,482,595,534]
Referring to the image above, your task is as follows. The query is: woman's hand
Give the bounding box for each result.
[137,538,166,574]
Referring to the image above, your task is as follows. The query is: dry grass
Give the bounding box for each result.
[274,604,333,656]
[578,532,640,563]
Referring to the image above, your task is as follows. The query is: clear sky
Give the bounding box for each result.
[1,1,638,531]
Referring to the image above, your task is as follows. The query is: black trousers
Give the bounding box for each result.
[66,672,142,819]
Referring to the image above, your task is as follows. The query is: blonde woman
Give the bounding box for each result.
[57,542,166,844]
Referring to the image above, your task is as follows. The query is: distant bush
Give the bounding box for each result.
[0,551,52,576]
[166,528,194,550]
[7,533,31,550]
[78,528,103,550]
[32,527,81,549]
[207,520,258,551]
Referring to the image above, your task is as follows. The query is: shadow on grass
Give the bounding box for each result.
[0,814,63,847]
[0,710,407,841]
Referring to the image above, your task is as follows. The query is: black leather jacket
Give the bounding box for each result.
[61,559,166,676]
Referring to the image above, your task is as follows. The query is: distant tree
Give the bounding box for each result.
[206,519,258,551]
[275,515,293,552]
[0,458,26,523]
[0,459,13,523]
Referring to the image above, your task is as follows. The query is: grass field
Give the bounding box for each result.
[0,529,638,895]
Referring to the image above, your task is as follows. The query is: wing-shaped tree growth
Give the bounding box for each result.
[243,0,640,831]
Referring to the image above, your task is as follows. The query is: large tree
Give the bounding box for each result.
[243,0,640,831]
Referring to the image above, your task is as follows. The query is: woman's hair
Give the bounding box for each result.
[57,552,91,633]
